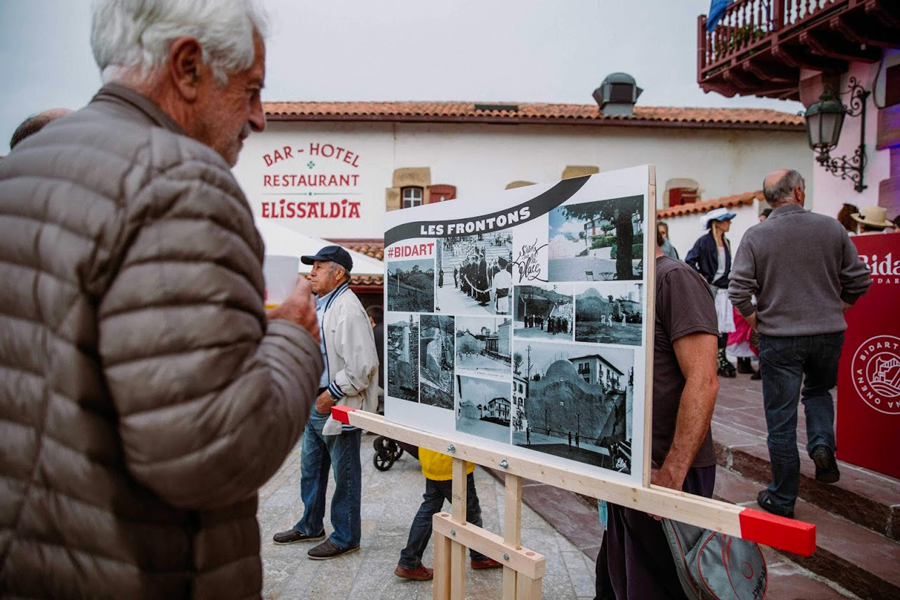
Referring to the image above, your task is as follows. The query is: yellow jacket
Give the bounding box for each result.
[419,448,475,481]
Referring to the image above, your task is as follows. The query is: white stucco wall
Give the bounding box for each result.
[232,120,810,241]
[809,60,894,220]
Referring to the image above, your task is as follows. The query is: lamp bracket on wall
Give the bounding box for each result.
[805,77,870,193]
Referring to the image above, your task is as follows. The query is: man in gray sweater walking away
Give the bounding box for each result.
[729,169,871,519]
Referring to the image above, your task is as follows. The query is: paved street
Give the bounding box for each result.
[258,432,596,599]
[457,352,510,377]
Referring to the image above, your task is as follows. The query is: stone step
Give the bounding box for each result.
[712,420,900,540]
[484,468,857,599]
[715,467,900,600]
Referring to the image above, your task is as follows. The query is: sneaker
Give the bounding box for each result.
[471,557,503,570]
[811,445,841,484]
[308,539,360,560]
[394,564,434,581]
[750,370,761,381]
[272,528,326,545]
[756,489,794,519]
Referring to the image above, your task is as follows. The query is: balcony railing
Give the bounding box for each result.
[699,0,842,76]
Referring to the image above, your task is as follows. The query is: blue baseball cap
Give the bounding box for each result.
[300,245,353,272]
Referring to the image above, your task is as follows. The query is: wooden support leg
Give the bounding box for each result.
[502,566,518,600]
[450,458,467,600]
[515,574,542,600]
[503,473,523,599]
[433,531,451,600]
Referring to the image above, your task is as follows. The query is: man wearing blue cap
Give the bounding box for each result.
[272,245,380,559]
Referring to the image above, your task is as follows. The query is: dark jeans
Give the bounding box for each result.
[398,473,486,569]
[595,466,716,600]
[758,332,843,512]
[294,410,362,549]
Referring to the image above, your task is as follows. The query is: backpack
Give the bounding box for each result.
[662,518,768,600]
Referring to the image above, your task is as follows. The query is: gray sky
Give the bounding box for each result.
[0,0,803,154]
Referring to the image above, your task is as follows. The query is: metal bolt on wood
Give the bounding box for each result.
[450,529,456,536]
[447,444,456,454]
[499,459,509,469]
[503,553,510,561]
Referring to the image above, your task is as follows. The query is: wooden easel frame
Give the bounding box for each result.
[334,407,816,600]
[369,167,815,598]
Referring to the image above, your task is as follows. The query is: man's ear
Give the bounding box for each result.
[168,37,204,101]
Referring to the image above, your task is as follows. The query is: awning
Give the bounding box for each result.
[254,219,384,276]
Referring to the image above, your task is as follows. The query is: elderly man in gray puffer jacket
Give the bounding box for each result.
[0,2,324,599]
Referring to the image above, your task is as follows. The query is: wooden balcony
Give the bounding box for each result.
[698,0,900,100]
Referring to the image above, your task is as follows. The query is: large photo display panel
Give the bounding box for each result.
[384,167,653,485]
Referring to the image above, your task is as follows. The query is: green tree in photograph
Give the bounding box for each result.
[561,196,643,279]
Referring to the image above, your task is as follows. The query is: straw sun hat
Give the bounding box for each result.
[851,205,894,229]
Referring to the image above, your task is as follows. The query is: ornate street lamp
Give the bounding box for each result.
[804,77,869,193]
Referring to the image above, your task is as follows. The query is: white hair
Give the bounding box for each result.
[91,0,268,86]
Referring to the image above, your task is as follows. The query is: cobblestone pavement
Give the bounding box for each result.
[258,432,597,600]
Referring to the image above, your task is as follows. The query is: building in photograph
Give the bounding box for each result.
[231,85,813,306]
[456,375,512,444]
[456,317,512,379]
[511,342,634,472]
[569,354,625,393]
[484,397,511,425]
[512,375,528,431]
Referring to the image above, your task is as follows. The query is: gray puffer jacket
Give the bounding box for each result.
[0,84,323,599]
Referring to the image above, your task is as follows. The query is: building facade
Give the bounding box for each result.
[232,98,812,303]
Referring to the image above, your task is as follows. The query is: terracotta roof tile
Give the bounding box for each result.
[265,101,803,130]
[350,275,383,287]
[326,238,385,261]
[302,273,383,287]
[657,191,762,218]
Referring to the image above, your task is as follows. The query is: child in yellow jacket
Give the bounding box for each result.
[394,448,501,580]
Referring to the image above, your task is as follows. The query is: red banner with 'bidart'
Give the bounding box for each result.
[837,232,900,479]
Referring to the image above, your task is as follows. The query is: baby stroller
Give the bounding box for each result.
[372,436,419,471]
[372,406,419,471]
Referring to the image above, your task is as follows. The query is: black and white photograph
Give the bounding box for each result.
[387,258,434,313]
[455,375,512,445]
[435,232,513,316]
[511,341,634,473]
[547,195,644,282]
[387,313,419,402]
[514,284,574,341]
[419,314,455,409]
[574,283,644,346]
[456,317,512,380]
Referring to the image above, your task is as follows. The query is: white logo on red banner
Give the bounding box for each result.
[851,335,900,415]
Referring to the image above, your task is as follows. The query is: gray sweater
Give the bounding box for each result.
[728,204,871,336]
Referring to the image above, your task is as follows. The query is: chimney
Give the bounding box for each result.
[593,72,643,117]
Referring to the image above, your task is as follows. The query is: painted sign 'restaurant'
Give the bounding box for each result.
[259,141,363,221]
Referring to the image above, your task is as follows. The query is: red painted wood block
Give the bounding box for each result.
[331,405,356,425]
[739,508,816,557]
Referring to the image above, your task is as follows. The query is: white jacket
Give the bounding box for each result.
[322,283,380,421]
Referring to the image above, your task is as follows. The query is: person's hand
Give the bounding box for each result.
[649,464,687,521]
[268,277,319,342]
[841,302,852,314]
[315,390,334,415]
[745,311,759,332]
